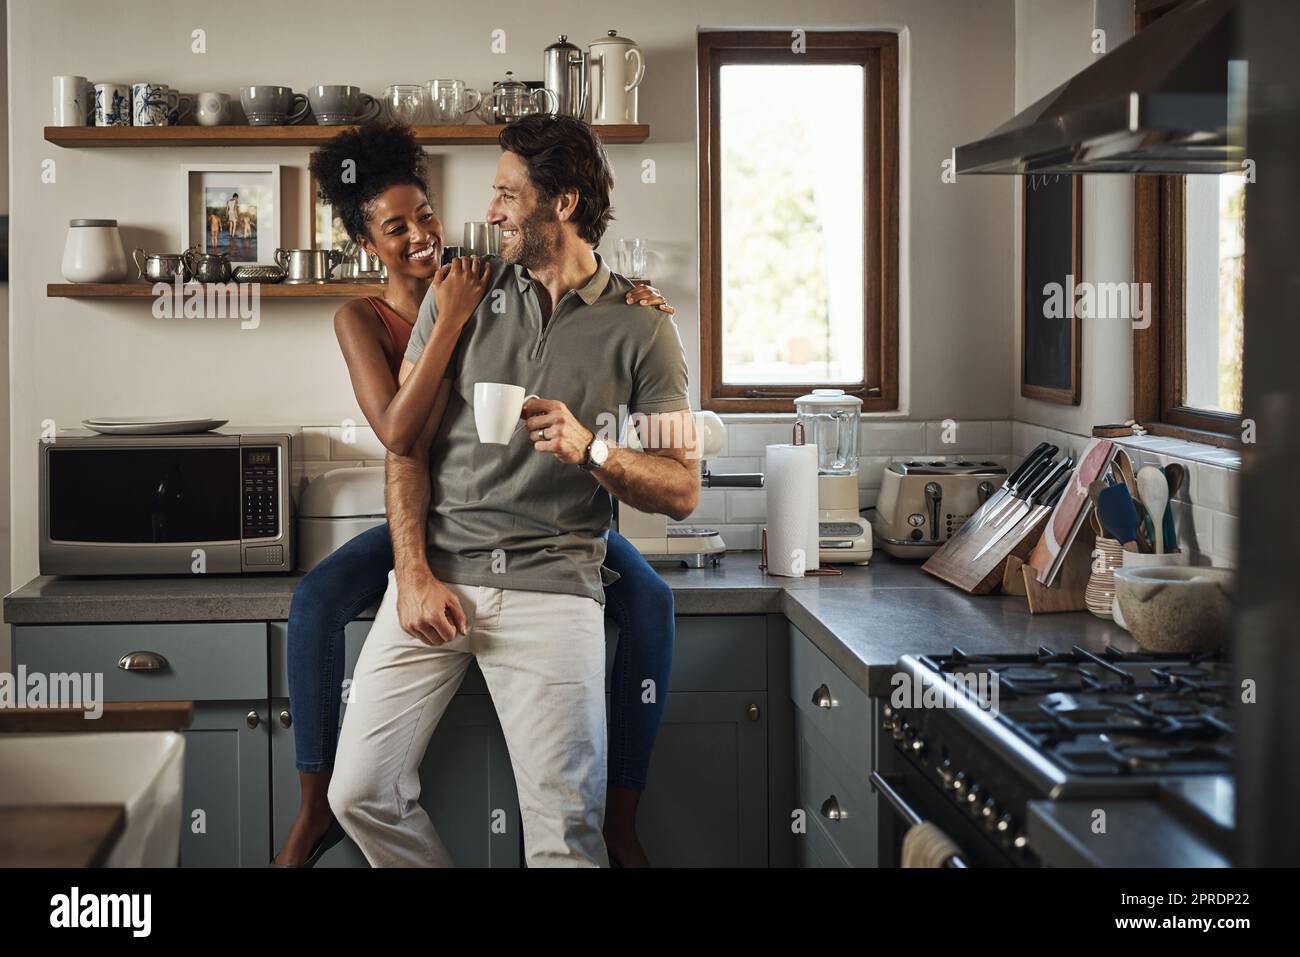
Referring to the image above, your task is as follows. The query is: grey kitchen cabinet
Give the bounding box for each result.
[11,622,271,867]
[269,621,522,868]
[604,615,792,867]
[788,622,878,867]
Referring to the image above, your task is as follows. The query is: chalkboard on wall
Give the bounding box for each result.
[1021,175,1083,404]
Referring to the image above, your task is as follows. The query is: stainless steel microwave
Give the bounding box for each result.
[39,428,297,575]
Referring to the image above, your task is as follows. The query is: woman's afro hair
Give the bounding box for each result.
[308,123,430,243]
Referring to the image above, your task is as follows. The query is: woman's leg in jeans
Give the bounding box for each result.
[602,528,675,867]
[274,522,393,865]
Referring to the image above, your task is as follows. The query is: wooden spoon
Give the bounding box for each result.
[1137,465,1169,554]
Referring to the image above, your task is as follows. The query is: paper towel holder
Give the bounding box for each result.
[759,525,843,576]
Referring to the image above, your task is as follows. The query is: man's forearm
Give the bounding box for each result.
[386,449,433,582]
[593,447,700,521]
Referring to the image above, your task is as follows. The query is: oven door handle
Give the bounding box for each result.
[870,771,970,869]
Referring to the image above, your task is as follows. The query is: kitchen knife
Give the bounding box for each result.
[970,442,1054,531]
[974,458,1073,560]
[983,452,1059,530]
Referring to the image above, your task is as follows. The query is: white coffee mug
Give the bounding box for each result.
[53,75,90,126]
[474,382,539,445]
[195,91,232,126]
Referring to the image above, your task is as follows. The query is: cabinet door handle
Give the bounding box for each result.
[812,684,835,709]
[820,795,844,821]
[246,710,260,729]
[118,651,168,672]
[279,710,292,729]
[746,703,760,722]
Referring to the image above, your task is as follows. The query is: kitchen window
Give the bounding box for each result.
[1132,1,1246,446]
[697,31,899,412]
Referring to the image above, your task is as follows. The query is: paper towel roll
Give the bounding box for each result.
[765,443,820,577]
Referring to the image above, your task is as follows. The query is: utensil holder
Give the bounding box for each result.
[1085,536,1125,619]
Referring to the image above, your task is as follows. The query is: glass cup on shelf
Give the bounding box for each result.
[384,85,428,125]
[617,238,648,281]
[427,79,482,124]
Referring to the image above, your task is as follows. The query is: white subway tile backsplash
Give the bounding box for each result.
[706,456,762,474]
[717,525,761,551]
[862,421,927,454]
[925,420,992,455]
[991,421,1012,454]
[328,426,388,461]
[725,489,768,524]
[299,427,331,461]
[682,489,726,525]
[857,455,893,489]
[1213,512,1238,561]
[1196,463,1234,513]
[727,423,796,457]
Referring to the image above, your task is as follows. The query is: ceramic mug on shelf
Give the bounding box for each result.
[53,75,90,126]
[239,86,311,126]
[94,83,131,126]
[307,85,381,125]
[132,82,169,126]
[167,89,194,125]
[195,92,233,126]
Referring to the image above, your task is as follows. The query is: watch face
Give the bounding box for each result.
[590,439,609,467]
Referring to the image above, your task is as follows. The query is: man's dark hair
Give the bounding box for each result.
[308,123,430,243]
[498,115,614,246]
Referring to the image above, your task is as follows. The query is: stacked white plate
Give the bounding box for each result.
[82,416,228,435]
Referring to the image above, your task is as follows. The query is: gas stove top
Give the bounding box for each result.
[922,646,1234,779]
[880,646,1235,866]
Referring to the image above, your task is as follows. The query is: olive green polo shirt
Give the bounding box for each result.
[404,253,690,602]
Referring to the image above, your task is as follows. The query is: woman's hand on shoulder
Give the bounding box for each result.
[433,255,492,329]
[625,283,675,315]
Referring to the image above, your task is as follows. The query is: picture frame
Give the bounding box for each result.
[181,164,281,267]
[1020,173,1083,405]
[308,169,350,251]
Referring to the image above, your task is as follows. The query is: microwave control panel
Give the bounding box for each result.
[241,446,280,539]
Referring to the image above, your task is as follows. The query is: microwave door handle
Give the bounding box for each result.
[869,771,971,869]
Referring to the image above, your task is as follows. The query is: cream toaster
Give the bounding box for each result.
[869,460,1006,559]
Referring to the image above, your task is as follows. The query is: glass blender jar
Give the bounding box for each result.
[794,389,872,564]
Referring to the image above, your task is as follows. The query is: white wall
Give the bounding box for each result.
[1011,0,1134,434]
[7,0,1016,587]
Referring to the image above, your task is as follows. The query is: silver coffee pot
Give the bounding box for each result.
[543,35,587,118]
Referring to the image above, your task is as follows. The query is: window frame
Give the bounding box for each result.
[1131,2,1244,448]
[697,30,899,413]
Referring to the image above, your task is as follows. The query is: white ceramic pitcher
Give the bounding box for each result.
[588,29,645,124]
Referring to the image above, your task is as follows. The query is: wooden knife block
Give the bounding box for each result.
[1017,521,1097,614]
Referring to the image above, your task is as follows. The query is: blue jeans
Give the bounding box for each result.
[288,524,675,791]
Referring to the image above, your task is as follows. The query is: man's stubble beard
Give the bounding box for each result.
[504,201,563,271]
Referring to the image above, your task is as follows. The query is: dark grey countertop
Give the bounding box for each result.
[3,552,1136,699]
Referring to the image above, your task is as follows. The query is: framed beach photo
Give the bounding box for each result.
[182,164,281,267]
[308,169,350,251]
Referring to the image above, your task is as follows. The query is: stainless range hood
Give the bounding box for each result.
[956,0,1244,174]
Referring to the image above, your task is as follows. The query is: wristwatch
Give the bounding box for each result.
[580,437,609,472]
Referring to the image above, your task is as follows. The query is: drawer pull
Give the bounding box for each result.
[812,684,835,709]
[746,703,760,722]
[279,710,292,729]
[118,651,168,672]
[246,711,261,729]
[820,795,845,821]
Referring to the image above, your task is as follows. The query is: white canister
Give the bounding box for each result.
[53,75,90,126]
[588,30,645,124]
[62,219,129,283]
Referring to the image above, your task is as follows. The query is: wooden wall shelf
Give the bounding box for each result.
[44,124,649,148]
[49,282,386,299]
